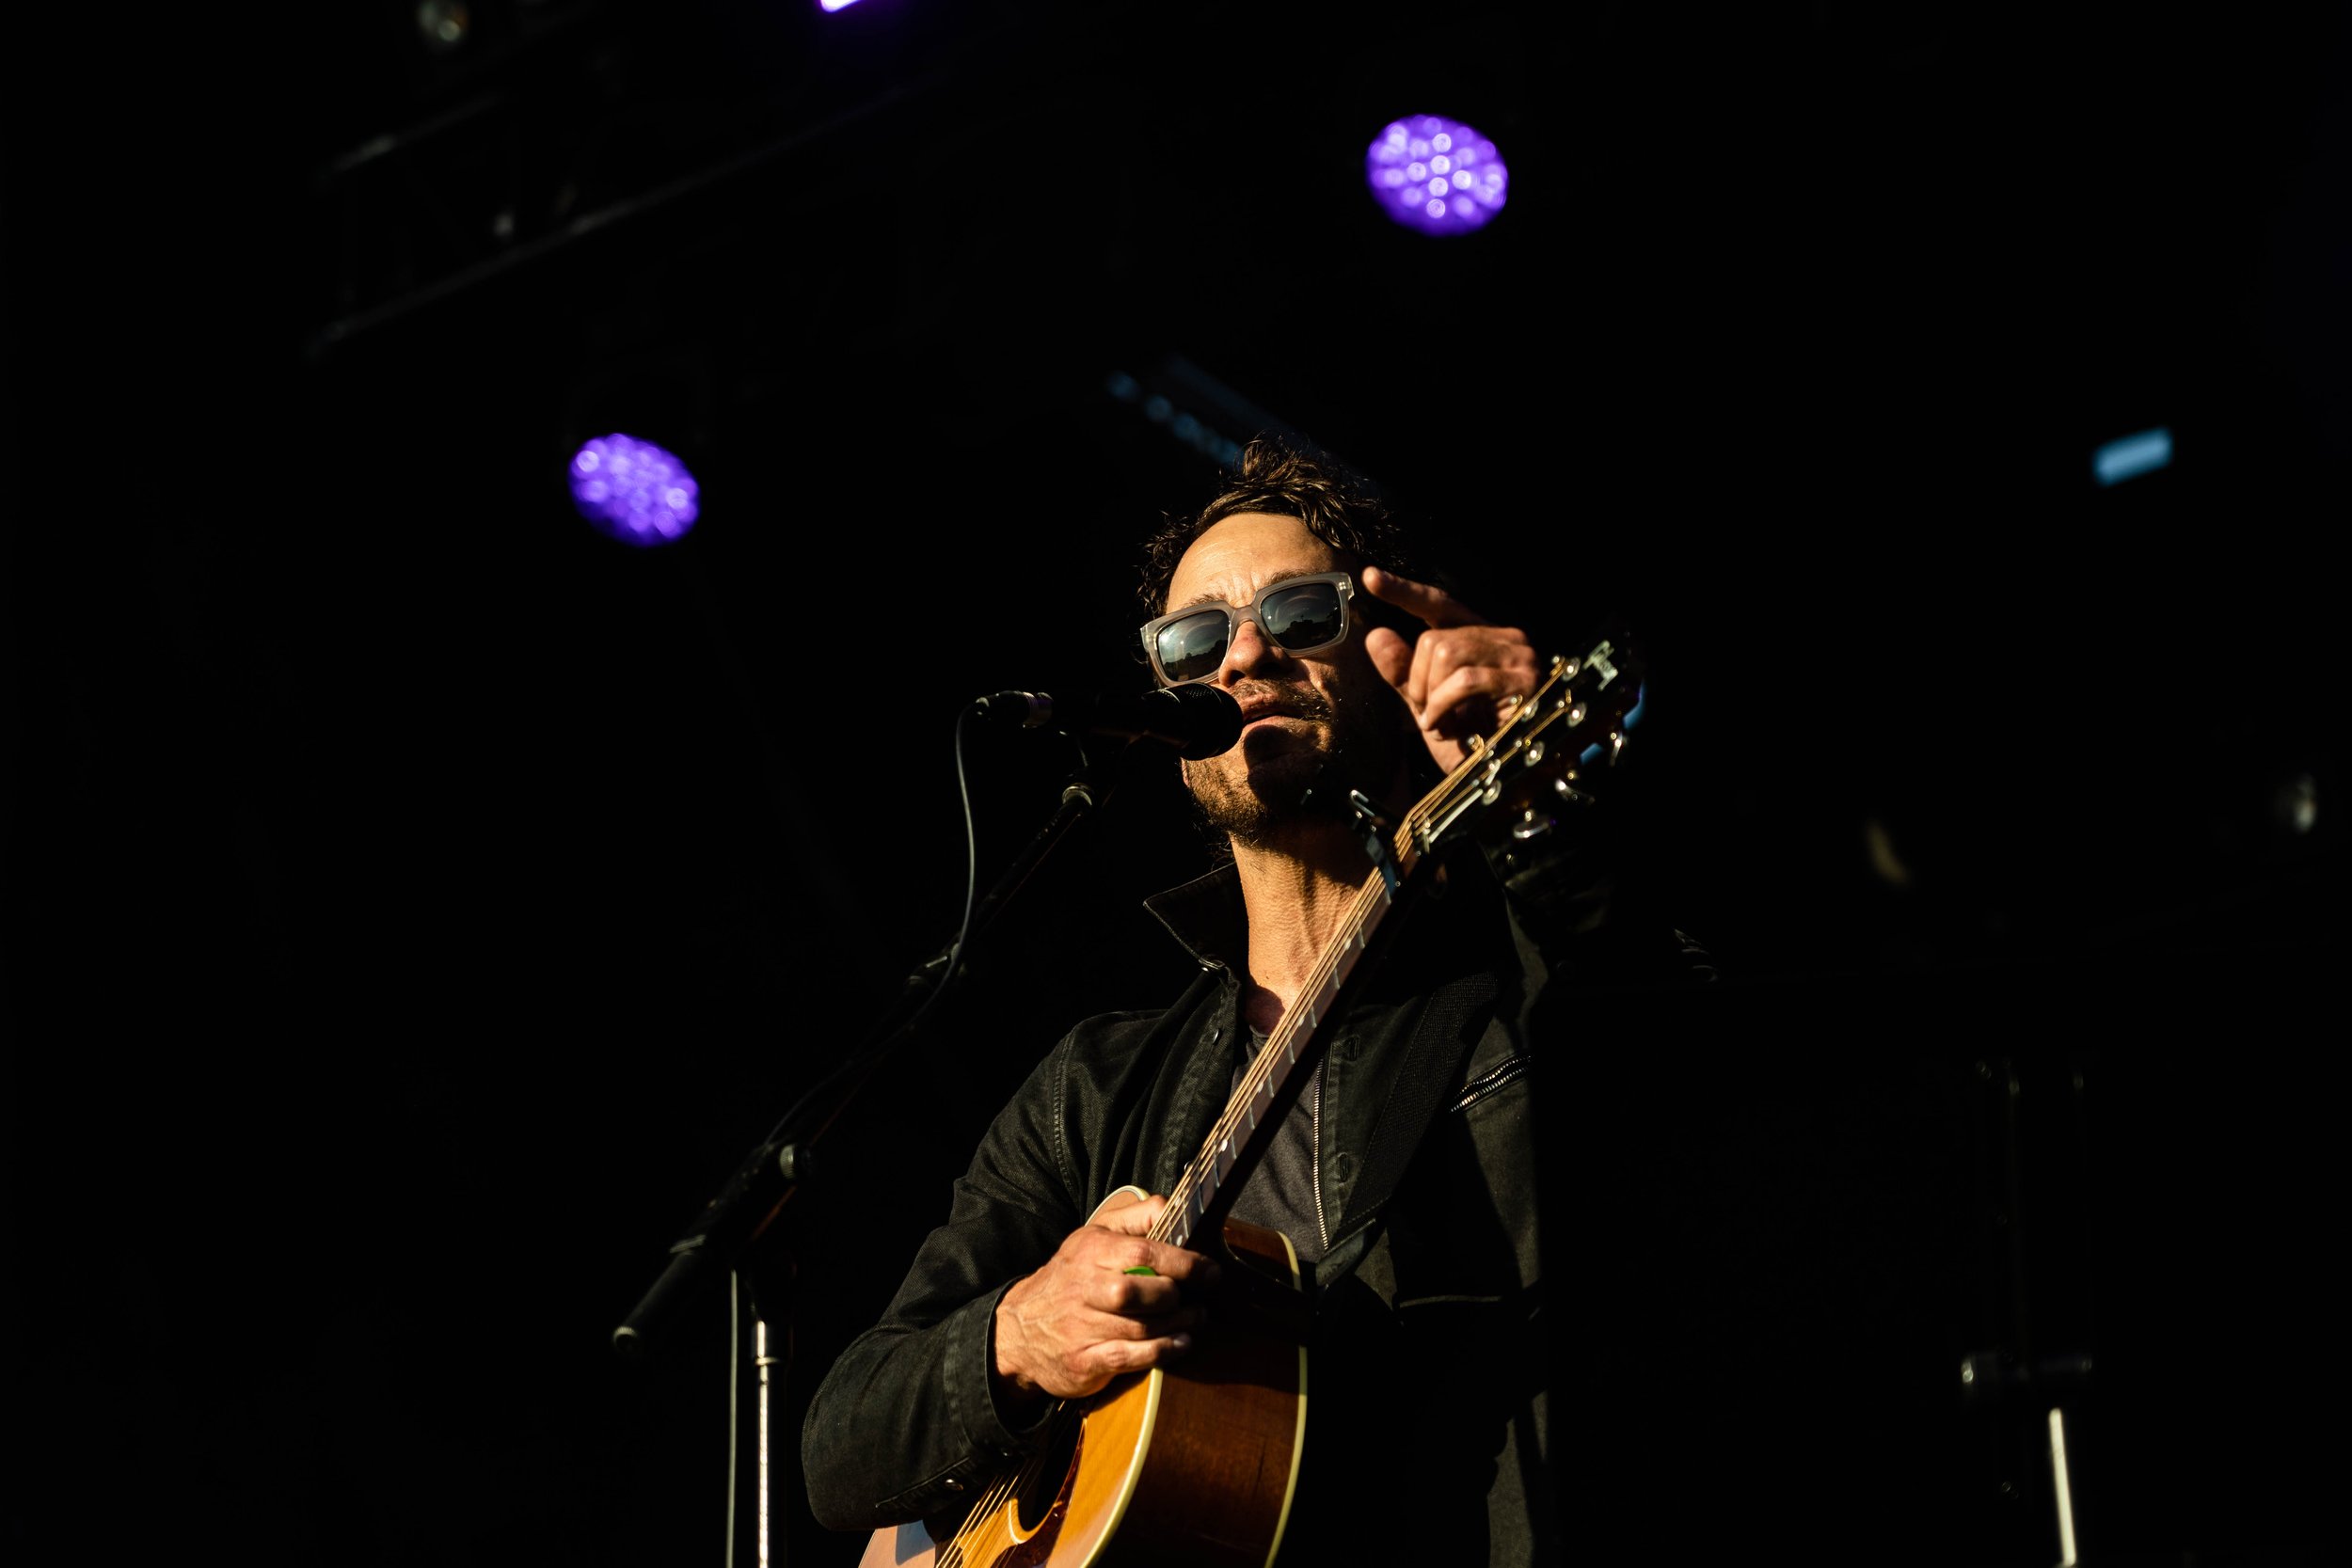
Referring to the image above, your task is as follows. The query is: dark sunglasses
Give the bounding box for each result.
[1138,571,1356,687]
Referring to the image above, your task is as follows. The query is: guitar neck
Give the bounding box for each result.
[1152,841,1418,1254]
[1148,633,1641,1255]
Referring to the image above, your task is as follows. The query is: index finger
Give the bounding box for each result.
[1091,1191,1168,1234]
[1088,1194,1220,1282]
[1361,564,1488,629]
[1113,1239,1217,1282]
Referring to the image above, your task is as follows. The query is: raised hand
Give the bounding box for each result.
[1360,564,1542,775]
[992,1190,1217,1409]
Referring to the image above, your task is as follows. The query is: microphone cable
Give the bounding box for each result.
[750,701,990,1158]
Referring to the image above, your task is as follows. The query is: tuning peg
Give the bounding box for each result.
[1553,773,1595,807]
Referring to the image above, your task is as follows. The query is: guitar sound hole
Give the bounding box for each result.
[1013,1415,1083,1534]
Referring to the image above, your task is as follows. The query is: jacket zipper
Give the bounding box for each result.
[1448,1053,1532,1115]
[1309,1057,1329,1254]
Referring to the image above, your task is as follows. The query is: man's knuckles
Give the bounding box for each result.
[1095,1275,1153,1312]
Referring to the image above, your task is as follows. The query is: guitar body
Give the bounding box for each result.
[860,1189,1308,1568]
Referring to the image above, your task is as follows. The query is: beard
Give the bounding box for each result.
[1181,677,1413,852]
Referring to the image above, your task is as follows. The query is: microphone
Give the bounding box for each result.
[973,685,1243,760]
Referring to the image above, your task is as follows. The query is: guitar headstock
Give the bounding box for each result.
[1409,624,1646,856]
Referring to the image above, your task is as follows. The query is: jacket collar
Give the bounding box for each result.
[1139,862,1248,973]
[1143,845,1511,996]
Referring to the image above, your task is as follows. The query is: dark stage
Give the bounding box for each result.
[6,3,2345,1565]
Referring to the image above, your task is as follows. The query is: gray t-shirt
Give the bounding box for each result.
[1224,1026,1327,1270]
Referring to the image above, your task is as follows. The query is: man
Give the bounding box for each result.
[801,436,1710,1565]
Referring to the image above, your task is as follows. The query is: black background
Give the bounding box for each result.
[7,3,2345,1564]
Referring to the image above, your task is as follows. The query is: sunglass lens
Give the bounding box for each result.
[1262,582,1345,652]
[1155,610,1231,683]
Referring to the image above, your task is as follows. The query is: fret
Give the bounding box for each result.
[1167,1180,1201,1248]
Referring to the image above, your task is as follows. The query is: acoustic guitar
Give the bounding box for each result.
[861,631,1644,1568]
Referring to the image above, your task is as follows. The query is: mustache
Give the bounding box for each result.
[1232,680,1334,722]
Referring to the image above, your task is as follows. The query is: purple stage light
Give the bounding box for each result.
[1364,114,1509,236]
[568,434,700,546]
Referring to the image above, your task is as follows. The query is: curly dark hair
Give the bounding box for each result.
[1134,436,1449,637]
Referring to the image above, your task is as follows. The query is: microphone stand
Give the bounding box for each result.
[616,735,1113,1355]
[612,728,1120,1562]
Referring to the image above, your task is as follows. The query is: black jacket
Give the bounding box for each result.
[801,829,1710,1566]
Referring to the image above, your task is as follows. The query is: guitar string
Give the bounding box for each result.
[1148,655,1582,1247]
[941,1436,1058,1567]
[1149,867,1388,1248]
[940,1444,1039,1567]
[1147,700,1504,1241]
[1152,648,1590,1241]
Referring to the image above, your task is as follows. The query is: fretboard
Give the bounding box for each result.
[1152,866,1399,1253]
[1142,641,1616,1256]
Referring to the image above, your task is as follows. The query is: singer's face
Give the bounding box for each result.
[1165,512,1411,848]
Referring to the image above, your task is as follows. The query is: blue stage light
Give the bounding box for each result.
[2093,427,2171,486]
